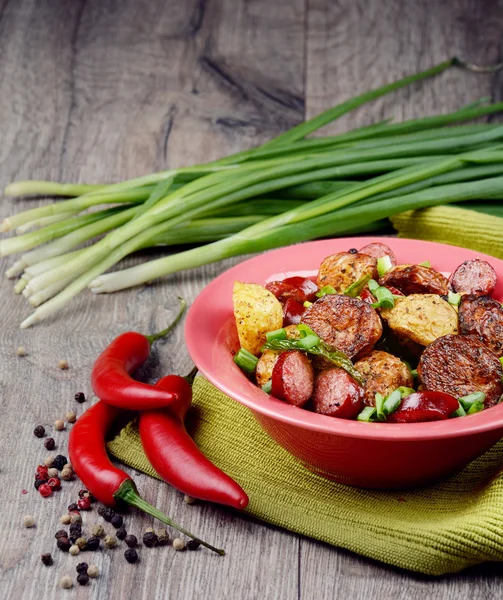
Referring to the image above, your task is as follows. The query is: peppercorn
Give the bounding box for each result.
[124,534,137,548]
[78,497,91,511]
[104,535,117,549]
[16,346,27,357]
[23,515,35,528]
[36,465,49,480]
[77,573,89,586]
[52,455,67,470]
[86,536,100,551]
[78,489,91,500]
[145,527,155,534]
[184,495,196,505]
[124,548,138,564]
[97,506,107,517]
[75,562,88,574]
[91,525,105,538]
[47,467,58,478]
[55,529,68,540]
[43,456,55,467]
[54,419,65,431]
[58,359,69,370]
[67,503,78,512]
[61,467,74,481]
[47,477,61,490]
[43,437,56,451]
[143,531,158,548]
[69,523,82,535]
[69,545,80,556]
[172,538,185,551]
[33,425,45,438]
[102,508,115,522]
[348,248,358,254]
[74,392,86,403]
[41,553,53,566]
[156,530,169,546]
[75,537,87,550]
[111,514,123,529]
[70,514,82,525]
[39,483,52,498]
[87,564,99,578]
[66,410,77,424]
[60,514,71,525]
[116,526,127,540]
[186,540,201,551]
[34,479,45,490]
[60,575,73,589]
[57,537,71,552]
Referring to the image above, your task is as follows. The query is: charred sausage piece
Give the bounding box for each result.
[359,242,397,266]
[458,294,503,356]
[418,334,503,408]
[271,351,314,407]
[301,295,383,359]
[450,259,497,296]
[255,350,280,388]
[380,265,449,296]
[266,277,318,304]
[282,297,305,326]
[387,391,459,423]
[354,350,414,406]
[312,368,363,419]
[317,252,377,293]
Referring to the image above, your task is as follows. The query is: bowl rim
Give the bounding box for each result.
[185,236,503,442]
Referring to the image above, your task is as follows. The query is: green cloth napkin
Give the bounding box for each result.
[108,377,503,576]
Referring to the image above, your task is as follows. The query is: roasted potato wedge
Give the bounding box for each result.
[317,252,377,293]
[255,350,280,387]
[380,294,458,346]
[233,282,283,355]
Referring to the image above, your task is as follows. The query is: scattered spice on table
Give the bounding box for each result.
[87,565,99,578]
[86,536,100,551]
[58,359,69,370]
[33,425,45,438]
[173,538,185,551]
[60,575,73,589]
[16,346,27,357]
[104,534,117,549]
[66,411,76,423]
[157,529,170,546]
[116,526,127,540]
[39,483,52,497]
[47,467,58,477]
[70,513,82,524]
[75,537,87,550]
[124,548,139,563]
[76,562,88,574]
[69,544,80,556]
[54,419,65,431]
[60,514,71,525]
[77,573,89,586]
[74,392,86,403]
[40,553,53,566]
[57,537,71,552]
[111,514,123,528]
[187,540,201,551]
[44,437,55,450]
[91,524,104,538]
[124,534,138,548]
[23,515,35,528]
[52,454,67,470]
[143,531,158,547]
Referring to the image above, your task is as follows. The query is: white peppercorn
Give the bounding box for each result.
[23,515,35,528]
[60,575,73,589]
[54,419,65,431]
[172,538,185,551]
[60,514,71,525]
[66,411,76,424]
[69,545,80,556]
[87,565,99,578]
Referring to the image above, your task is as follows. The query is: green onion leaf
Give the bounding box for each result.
[261,380,272,394]
[303,301,313,308]
[410,369,418,378]
[357,406,377,422]
[383,389,403,415]
[344,274,371,297]
[368,279,379,293]
[398,386,416,398]
[467,401,485,415]
[371,285,395,310]
[296,323,318,338]
[297,334,320,349]
[459,391,485,411]
[233,348,259,374]
[377,255,393,277]
[448,291,461,306]
[418,260,431,267]
[451,402,467,418]
[266,328,287,342]
[316,285,336,298]
[375,392,386,421]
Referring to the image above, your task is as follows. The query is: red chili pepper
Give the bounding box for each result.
[68,399,225,555]
[91,298,187,411]
[139,375,249,510]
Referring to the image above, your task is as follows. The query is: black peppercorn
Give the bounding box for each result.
[124,548,138,564]
[86,536,100,551]
[97,505,107,517]
[52,455,68,471]
[69,522,82,533]
[44,437,55,450]
[186,540,201,551]
[116,527,127,540]
[57,537,72,552]
[111,514,123,529]
[348,248,358,254]
[34,479,45,490]
[55,529,69,540]
[41,553,53,566]
[76,562,88,574]
[77,573,89,586]
[68,503,79,512]
[74,392,86,403]
[102,508,115,522]
[33,425,45,438]
[142,531,158,548]
[124,534,138,548]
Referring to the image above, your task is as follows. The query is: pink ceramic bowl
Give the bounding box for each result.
[185,237,503,489]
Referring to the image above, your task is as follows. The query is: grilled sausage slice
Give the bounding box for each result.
[312,368,363,419]
[380,265,449,295]
[354,350,414,406]
[359,242,397,266]
[458,294,503,356]
[450,259,497,296]
[418,334,503,407]
[317,252,377,293]
[271,351,314,407]
[301,294,383,359]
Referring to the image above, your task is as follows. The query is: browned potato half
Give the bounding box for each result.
[233,282,283,355]
[381,294,458,346]
[317,252,377,293]
[354,350,413,406]
[255,350,280,387]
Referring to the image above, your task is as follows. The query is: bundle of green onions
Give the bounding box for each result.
[3,57,503,328]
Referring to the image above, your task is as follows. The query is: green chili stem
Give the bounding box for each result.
[145,297,187,344]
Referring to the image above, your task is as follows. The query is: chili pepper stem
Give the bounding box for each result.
[115,480,225,555]
[145,297,187,345]
[183,366,199,386]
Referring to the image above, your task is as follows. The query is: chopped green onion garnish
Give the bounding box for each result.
[371,285,395,310]
[499,357,503,369]
[357,406,377,422]
[344,274,371,298]
[451,402,467,418]
[377,255,393,278]
[448,291,461,306]
[467,401,484,415]
[316,285,336,298]
[398,386,415,398]
[383,389,402,416]
[368,279,379,293]
[261,380,272,394]
[418,260,431,267]
[303,300,313,308]
[266,328,287,342]
[296,323,317,338]
[297,334,320,349]
[410,369,418,378]
[233,347,259,374]
[459,391,485,411]
[375,392,386,421]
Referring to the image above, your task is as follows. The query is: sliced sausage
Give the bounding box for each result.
[458,294,503,356]
[359,242,397,266]
[418,334,503,408]
[271,351,314,407]
[301,294,383,359]
[450,259,497,296]
[255,350,280,388]
[380,265,449,296]
[354,350,414,406]
[282,297,305,326]
[387,391,459,423]
[266,276,318,304]
[312,368,363,419]
[317,252,377,293]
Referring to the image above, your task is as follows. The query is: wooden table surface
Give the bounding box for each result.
[2,1,503,598]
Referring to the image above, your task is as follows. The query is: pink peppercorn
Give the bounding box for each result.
[39,483,52,498]
[47,477,61,490]
[77,497,91,511]
[36,465,49,480]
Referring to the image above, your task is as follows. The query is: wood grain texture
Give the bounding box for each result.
[1,0,503,599]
